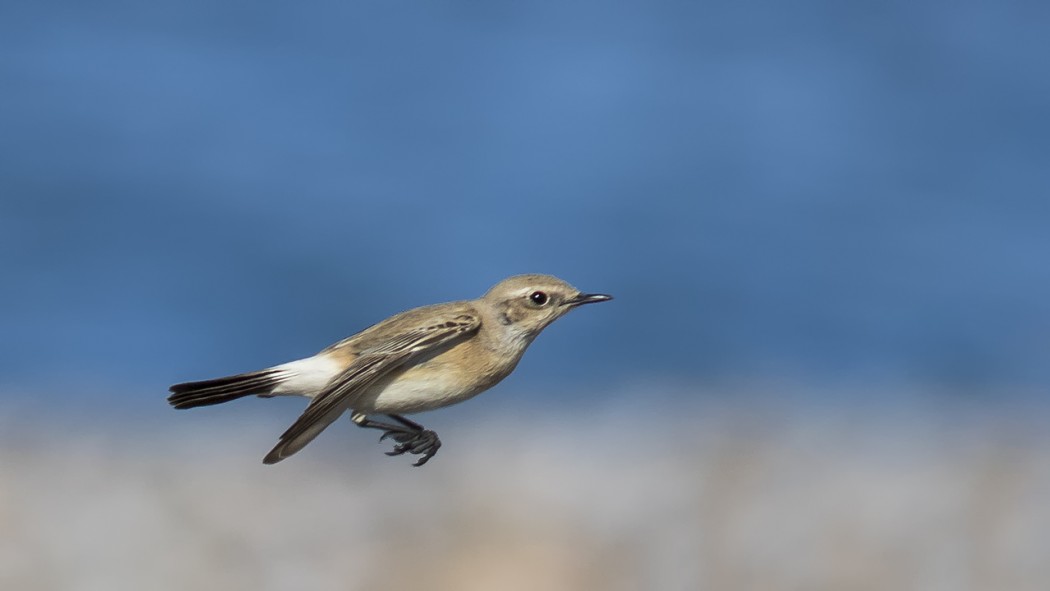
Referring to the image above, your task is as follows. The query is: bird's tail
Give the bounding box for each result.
[168,369,287,409]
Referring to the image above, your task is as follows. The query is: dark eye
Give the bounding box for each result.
[529,291,549,306]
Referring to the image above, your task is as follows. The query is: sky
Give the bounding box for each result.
[2,0,1049,411]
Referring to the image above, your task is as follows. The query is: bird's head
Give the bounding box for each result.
[480,274,612,340]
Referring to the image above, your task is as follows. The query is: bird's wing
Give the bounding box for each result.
[262,311,480,464]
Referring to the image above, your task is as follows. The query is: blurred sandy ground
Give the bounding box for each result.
[2,386,1048,591]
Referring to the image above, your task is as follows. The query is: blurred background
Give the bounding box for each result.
[2,1,1049,589]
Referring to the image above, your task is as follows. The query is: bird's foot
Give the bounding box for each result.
[379,428,441,466]
[352,413,441,466]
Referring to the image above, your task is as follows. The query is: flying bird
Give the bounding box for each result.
[168,274,612,466]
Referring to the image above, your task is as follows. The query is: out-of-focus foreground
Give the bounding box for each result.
[2,391,1047,591]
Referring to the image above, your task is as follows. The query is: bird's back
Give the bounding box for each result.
[321,300,480,356]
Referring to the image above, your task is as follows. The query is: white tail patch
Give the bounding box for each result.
[271,355,343,399]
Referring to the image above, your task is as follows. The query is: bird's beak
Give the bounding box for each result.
[564,293,613,307]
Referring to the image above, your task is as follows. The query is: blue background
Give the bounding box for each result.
[3,0,1049,410]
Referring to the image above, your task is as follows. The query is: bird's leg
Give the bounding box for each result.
[350,412,441,466]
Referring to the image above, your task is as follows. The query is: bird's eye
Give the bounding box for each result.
[529,291,549,306]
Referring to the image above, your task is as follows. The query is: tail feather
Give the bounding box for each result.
[168,369,286,409]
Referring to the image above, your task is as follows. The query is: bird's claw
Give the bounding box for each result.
[379,428,441,466]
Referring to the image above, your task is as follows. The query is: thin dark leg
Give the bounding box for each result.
[387,414,424,431]
[351,412,441,466]
[353,414,414,432]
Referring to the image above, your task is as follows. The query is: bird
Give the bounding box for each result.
[167,274,612,466]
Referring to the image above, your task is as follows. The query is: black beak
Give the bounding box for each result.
[564,293,613,307]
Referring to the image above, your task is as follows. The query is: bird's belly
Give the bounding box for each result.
[355,357,509,415]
